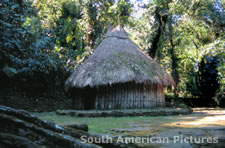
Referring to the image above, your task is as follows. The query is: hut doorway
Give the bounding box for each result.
[82,87,97,110]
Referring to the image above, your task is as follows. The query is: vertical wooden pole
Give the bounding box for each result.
[125,83,128,109]
[146,84,149,108]
[155,85,158,106]
[133,83,136,108]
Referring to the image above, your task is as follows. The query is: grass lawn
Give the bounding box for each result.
[33,112,170,133]
[33,108,225,134]
[33,108,225,147]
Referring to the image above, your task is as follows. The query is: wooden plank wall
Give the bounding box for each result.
[94,83,165,109]
[72,82,165,110]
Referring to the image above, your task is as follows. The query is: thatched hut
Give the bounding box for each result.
[65,25,174,110]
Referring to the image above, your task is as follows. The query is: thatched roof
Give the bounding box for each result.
[65,25,174,90]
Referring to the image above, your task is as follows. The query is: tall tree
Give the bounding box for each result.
[131,0,224,99]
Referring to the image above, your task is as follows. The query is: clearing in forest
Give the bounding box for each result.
[34,108,225,147]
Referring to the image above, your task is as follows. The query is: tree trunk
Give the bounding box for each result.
[169,24,179,98]
[148,8,163,59]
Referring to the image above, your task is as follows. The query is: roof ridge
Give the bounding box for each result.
[104,25,128,39]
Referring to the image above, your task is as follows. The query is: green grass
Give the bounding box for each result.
[33,112,167,133]
[32,109,225,148]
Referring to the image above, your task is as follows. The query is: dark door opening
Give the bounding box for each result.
[82,87,96,110]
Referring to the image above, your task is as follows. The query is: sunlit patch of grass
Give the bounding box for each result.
[162,108,225,128]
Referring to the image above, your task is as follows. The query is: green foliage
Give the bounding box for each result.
[0,0,32,67]
[130,0,224,103]
[0,0,66,90]
[55,1,82,50]
[30,0,133,71]
[0,0,134,91]
[187,56,221,105]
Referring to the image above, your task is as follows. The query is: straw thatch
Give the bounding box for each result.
[65,25,174,91]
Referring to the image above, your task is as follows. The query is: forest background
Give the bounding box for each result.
[0,0,224,110]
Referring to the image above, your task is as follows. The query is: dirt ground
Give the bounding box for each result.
[34,108,225,148]
[124,108,225,147]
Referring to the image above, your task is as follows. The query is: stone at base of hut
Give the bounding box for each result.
[56,107,193,117]
[0,105,138,148]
